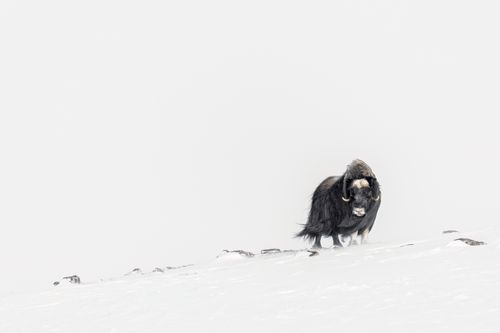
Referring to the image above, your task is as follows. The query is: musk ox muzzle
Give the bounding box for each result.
[352,207,366,217]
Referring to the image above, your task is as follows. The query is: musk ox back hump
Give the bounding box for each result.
[345,159,375,179]
[318,176,340,191]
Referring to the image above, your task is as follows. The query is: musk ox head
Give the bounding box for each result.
[341,159,380,217]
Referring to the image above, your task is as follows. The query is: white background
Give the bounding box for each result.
[1,0,499,295]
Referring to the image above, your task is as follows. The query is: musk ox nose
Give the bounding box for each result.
[353,207,366,217]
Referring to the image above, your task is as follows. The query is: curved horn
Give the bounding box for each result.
[368,177,381,201]
[342,174,351,202]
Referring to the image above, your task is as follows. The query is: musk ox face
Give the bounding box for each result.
[344,178,380,217]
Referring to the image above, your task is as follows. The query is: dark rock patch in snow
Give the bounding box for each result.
[153,265,193,273]
[62,275,81,284]
[454,238,486,246]
[261,248,281,254]
[125,268,143,276]
[218,249,255,259]
[443,230,459,234]
[165,264,193,270]
[307,250,319,257]
[53,275,81,286]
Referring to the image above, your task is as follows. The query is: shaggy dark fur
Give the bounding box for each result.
[297,159,381,248]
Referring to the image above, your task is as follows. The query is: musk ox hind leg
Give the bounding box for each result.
[296,229,323,248]
[313,235,322,249]
[332,234,343,247]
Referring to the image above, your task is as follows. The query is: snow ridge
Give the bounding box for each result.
[1,230,499,333]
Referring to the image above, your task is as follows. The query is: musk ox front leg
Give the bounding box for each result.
[349,231,359,245]
[335,231,359,247]
[360,228,370,244]
[339,234,354,247]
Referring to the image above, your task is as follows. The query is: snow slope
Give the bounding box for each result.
[1,230,499,333]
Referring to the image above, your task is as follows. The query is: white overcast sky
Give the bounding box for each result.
[1,0,499,295]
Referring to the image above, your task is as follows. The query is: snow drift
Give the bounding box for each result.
[1,230,499,333]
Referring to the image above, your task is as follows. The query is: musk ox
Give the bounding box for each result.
[297,159,381,248]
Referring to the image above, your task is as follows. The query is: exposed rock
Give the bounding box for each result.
[53,275,81,286]
[125,268,143,276]
[261,248,281,254]
[62,275,81,284]
[443,230,459,234]
[307,250,319,257]
[165,264,193,270]
[218,249,255,258]
[454,238,486,246]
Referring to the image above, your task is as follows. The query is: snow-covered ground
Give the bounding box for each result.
[2,229,499,333]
